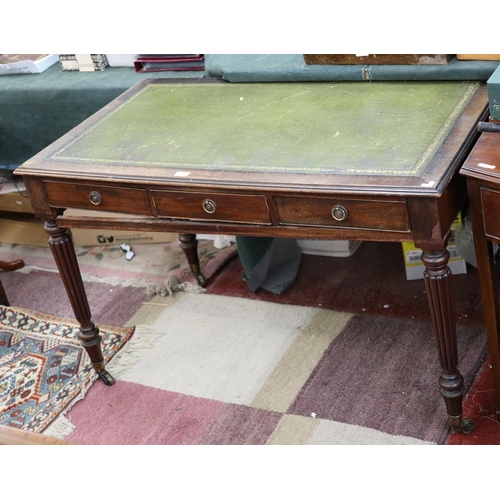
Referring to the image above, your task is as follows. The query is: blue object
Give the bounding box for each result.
[487,64,500,120]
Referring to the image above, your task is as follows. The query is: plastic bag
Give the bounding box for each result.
[454,211,498,268]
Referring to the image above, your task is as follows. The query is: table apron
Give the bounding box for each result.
[54,213,416,243]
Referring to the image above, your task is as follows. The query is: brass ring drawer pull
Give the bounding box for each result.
[331,205,348,222]
[89,191,103,206]
[202,199,217,214]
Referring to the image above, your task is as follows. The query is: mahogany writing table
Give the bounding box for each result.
[15,79,488,433]
[460,130,500,421]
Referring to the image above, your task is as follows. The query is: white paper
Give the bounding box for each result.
[75,54,96,72]
[0,54,58,75]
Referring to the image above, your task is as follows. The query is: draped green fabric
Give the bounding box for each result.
[204,54,499,82]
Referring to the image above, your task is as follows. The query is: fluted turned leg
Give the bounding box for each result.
[421,248,474,434]
[45,220,114,385]
[178,233,206,286]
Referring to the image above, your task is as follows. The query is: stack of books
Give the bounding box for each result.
[59,54,109,72]
[134,54,204,72]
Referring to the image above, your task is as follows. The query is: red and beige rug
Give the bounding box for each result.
[63,292,486,445]
[1,239,498,444]
[0,239,237,292]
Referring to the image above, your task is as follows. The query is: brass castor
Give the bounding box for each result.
[194,272,206,287]
[456,418,475,435]
[98,370,115,386]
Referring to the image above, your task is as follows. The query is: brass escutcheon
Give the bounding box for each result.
[202,199,217,214]
[89,191,102,206]
[331,205,348,221]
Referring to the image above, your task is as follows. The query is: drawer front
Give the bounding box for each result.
[44,182,151,215]
[152,191,271,224]
[481,187,500,239]
[275,196,410,231]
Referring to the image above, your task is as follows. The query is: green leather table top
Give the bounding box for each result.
[49,81,480,177]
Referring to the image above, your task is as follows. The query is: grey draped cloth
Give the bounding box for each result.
[236,236,302,294]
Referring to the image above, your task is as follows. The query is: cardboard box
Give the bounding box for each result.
[71,228,178,247]
[0,212,48,246]
[304,54,452,65]
[401,213,467,280]
[65,209,178,247]
[0,185,33,213]
[456,54,500,61]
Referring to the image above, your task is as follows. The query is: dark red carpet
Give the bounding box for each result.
[208,241,484,325]
[206,240,500,444]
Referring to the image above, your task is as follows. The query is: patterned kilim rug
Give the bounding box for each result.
[0,305,135,437]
